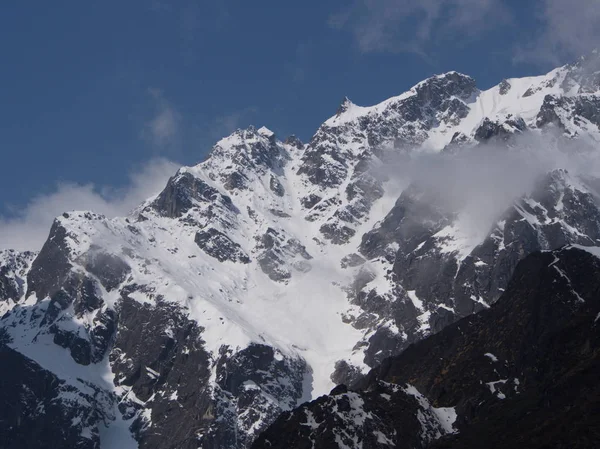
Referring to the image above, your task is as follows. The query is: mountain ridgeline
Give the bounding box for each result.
[1,53,600,448]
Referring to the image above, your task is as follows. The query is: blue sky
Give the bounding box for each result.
[1,0,598,250]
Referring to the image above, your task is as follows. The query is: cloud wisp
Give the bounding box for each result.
[142,88,181,150]
[515,0,600,65]
[374,131,600,246]
[0,158,179,252]
[329,0,510,56]
[331,0,599,66]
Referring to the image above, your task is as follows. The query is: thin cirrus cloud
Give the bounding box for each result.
[0,158,179,252]
[141,88,181,149]
[329,0,510,57]
[331,0,599,65]
[515,0,600,65]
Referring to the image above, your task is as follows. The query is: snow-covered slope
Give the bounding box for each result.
[2,53,600,449]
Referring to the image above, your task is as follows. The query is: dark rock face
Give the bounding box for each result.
[269,175,285,197]
[36,268,117,366]
[300,194,321,209]
[340,253,365,268]
[254,385,429,449]
[361,183,452,260]
[82,247,131,292]
[499,79,511,95]
[202,344,307,448]
[319,222,356,245]
[254,247,600,449]
[268,209,291,218]
[258,251,292,282]
[226,127,286,172]
[330,360,365,386]
[195,228,251,264]
[575,95,600,127]
[0,344,112,449]
[283,135,304,149]
[206,127,291,194]
[536,93,600,132]
[473,115,526,142]
[152,171,234,219]
[110,297,214,449]
[536,94,565,129]
[414,72,477,109]
[0,250,34,307]
[26,219,73,300]
[256,228,312,282]
[305,167,384,245]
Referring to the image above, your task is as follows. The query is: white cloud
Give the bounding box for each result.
[142,88,181,148]
[374,131,600,248]
[0,158,179,252]
[515,0,600,65]
[330,0,510,55]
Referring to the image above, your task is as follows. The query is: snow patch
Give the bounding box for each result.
[403,384,458,441]
[484,353,499,362]
[486,379,508,399]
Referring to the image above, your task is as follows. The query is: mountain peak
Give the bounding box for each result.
[257,126,275,138]
[284,134,303,149]
[411,71,477,102]
[336,96,354,115]
[416,70,472,84]
[215,125,274,148]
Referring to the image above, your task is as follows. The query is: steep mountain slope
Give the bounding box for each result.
[348,168,600,372]
[253,246,600,449]
[1,53,600,448]
[0,249,35,316]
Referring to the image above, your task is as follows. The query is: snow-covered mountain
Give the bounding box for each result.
[2,53,600,449]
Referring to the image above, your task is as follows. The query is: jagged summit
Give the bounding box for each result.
[257,125,275,137]
[323,71,477,130]
[283,134,303,149]
[335,96,354,116]
[411,70,476,95]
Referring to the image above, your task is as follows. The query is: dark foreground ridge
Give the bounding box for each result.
[253,247,600,448]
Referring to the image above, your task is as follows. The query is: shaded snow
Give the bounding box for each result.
[484,353,499,362]
[403,384,458,440]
